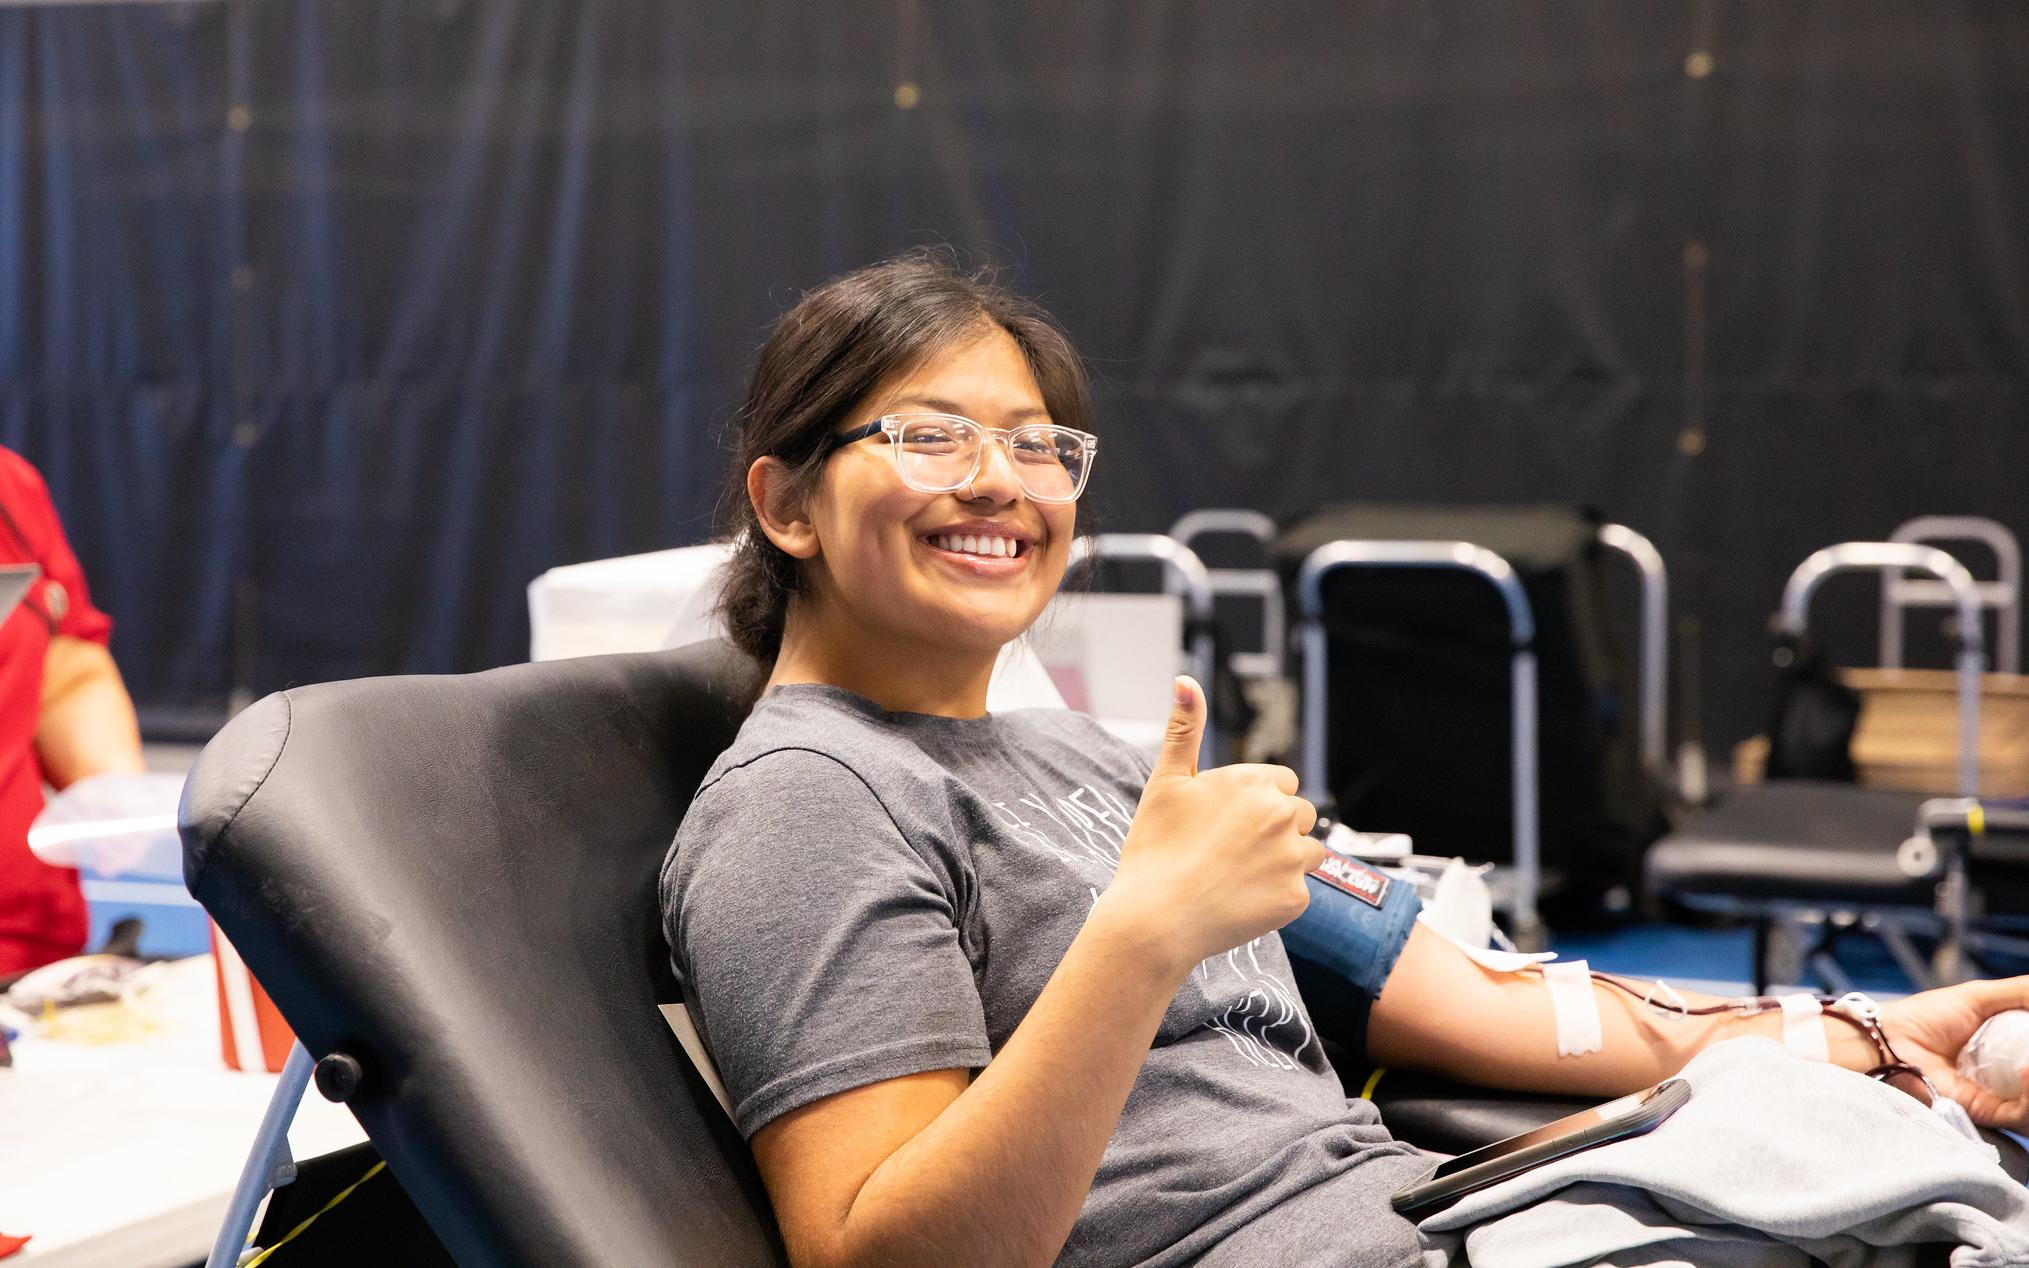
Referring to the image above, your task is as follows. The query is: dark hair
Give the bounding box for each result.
[716,252,1094,664]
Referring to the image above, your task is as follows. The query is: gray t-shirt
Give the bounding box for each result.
[661,684,1432,1266]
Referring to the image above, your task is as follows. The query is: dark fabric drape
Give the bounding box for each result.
[0,2,238,726]
[1,0,2025,750]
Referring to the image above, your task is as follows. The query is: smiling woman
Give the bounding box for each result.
[666,254,1429,1267]
[661,255,2029,1268]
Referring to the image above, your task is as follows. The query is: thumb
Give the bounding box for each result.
[1153,676,1207,779]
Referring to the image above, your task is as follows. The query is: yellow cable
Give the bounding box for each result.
[243,1159,388,1267]
[1969,802,1986,837]
[1358,1067,1387,1101]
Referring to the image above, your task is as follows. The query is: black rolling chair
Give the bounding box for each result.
[181,639,1592,1265]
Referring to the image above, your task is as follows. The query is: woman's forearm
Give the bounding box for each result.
[824,898,1188,1268]
[1366,923,1878,1098]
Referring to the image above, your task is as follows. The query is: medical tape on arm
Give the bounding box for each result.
[1416,916,1600,1055]
[1541,959,1603,1057]
[1778,992,1831,1062]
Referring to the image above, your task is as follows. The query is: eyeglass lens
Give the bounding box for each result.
[894,415,1088,500]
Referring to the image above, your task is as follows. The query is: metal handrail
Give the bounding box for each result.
[1881,516,2020,676]
[1067,533,1218,767]
[1596,524,1669,782]
[1780,541,1986,797]
[1168,508,1276,551]
[1296,539,1542,948]
[1168,509,1285,680]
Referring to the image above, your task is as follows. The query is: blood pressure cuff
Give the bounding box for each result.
[1279,863,1422,1063]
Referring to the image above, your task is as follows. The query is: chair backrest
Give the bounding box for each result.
[1273,503,1665,893]
[179,640,786,1267]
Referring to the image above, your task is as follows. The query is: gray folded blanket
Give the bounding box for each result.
[1416,1036,2029,1267]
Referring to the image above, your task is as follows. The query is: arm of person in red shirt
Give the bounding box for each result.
[35,635,144,789]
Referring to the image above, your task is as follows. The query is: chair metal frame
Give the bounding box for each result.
[1065,532,1218,768]
[208,1041,316,1268]
[1783,541,1986,798]
[1880,515,2020,676]
[1167,509,1285,682]
[1596,523,1670,785]
[1296,539,1545,950]
[1784,542,1986,984]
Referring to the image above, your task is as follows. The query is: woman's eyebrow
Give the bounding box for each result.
[885,394,1051,422]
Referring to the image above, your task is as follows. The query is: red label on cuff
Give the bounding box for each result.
[1309,855,1391,908]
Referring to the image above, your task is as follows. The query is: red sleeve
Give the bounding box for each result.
[0,448,114,646]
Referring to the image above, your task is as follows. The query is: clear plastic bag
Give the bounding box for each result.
[26,771,187,878]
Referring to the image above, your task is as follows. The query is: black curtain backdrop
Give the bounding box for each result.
[1,0,2024,751]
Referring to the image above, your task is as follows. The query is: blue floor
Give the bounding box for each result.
[1547,922,1921,997]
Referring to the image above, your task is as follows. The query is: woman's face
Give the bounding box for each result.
[800,326,1079,661]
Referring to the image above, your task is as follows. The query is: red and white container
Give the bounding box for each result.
[211,922,294,1073]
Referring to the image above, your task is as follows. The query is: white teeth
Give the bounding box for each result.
[928,533,1022,558]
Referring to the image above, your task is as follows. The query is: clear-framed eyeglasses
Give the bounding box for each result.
[820,412,1099,504]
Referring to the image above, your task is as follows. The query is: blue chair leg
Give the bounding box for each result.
[208,1041,315,1268]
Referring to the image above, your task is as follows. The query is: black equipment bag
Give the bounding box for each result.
[1762,631,1861,782]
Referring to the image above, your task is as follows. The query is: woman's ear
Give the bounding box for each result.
[747,456,821,560]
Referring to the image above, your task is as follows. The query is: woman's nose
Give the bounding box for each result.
[961,435,1024,503]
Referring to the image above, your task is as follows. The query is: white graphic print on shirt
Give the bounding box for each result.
[990,783,1316,1065]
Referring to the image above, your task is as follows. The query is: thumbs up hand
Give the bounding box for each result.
[1095,676,1326,978]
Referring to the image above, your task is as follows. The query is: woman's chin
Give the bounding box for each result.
[922,603,1046,658]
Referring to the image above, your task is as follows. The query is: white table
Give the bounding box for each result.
[1,956,366,1268]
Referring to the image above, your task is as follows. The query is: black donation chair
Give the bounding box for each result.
[1646,542,2028,991]
[182,640,1594,1265]
[181,642,783,1265]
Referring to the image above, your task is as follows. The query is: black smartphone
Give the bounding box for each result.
[1390,1077,1691,1219]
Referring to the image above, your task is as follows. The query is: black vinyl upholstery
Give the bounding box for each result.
[1646,781,1933,907]
[1357,1070,1592,1159]
[180,641,786,1267]
[180,638,1591,1263]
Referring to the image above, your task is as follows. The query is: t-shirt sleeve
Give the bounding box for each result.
[0,449,112,644]
[663,747,992,1137]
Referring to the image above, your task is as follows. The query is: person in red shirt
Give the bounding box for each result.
[0,446,144,978]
